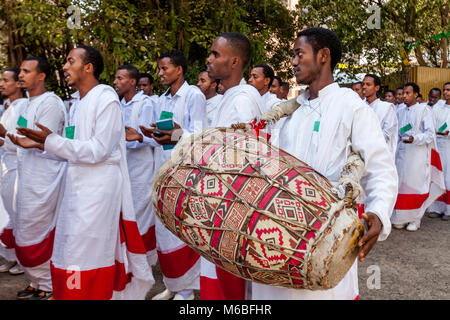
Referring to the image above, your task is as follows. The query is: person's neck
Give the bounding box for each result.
[307,73,334,100]
[27,84,46,98]
[366,94,377,104]
[76,77,100,99]
[446,99,450,105]
[123,88,137,103]
[220,72,244,93]
[205,90,217,100]
[169,77,185,96]
[259,87,269,97]
[406,101,416,108]
[6,90,23,104]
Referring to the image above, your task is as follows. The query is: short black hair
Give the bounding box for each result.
[364,74,381,89]
[418,93,423,99]
[159,50,188,76]
[296,27,342,72]
[445,82,450,87]
[117,65,140,83]
[4,67,21,82]
[429,88,441,96]
[272,75,282,87]
[218,32,252,68]
[385,89,395,96]
[254,63,275,87]
[396,87,404,92]
[281,82,290,91]
[352,81,362,87]
[23,56,51,80]
[404,82,420,94]
[76,45,104,80]
[139,73,154,84]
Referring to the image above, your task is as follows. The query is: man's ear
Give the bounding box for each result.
[230,56,240,70]
[318,47,331,66]
[84,62,94,76]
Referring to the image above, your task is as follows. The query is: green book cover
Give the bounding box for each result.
[159,111,173,120]
[313,121,320,132]
[400,123,412,134]
[17,115,27,128]
[438,122,447,132]
[65,126,75,139]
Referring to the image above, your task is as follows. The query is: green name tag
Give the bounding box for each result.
[65,126,75,139]
[313,121,320,132]
[160,111,174,120]
[400,123,412,134]
[17,115,28,128]
[438,122,447,132]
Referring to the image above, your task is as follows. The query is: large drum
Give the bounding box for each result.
[152,127,364,290]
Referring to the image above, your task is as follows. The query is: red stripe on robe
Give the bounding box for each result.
[14,228,55,268]
[157,245,200,279]
[119,214,146,255]
[0,228,14,249]
[394,193,430,210]
[431,149,443,171]
[50,260,132,300]
[200,267,246,300]
[141,225,156,252]
[436,190,450,205]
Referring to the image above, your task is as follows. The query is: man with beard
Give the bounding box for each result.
[248,63,280,113]
[0,68,27,276]
[198,32,265,300]
[196,70,222,126]
[7,57,67,300]
[252,27,397,300]
[10,46,154,299]
[114,65,159,267]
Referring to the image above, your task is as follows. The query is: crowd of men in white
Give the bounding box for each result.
[0,28,448,301]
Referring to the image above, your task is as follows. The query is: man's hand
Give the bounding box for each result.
[402,135,414,143]
[16,122,52,144]
[358,212,382,262]
[7,133,44,150]
[125,126,143,143]
[436,130,449,136]
[140,122,183,146]
[0,123,6,138]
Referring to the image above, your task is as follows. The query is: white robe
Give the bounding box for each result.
[252,82,398,300]
[392,103,445,226]
[45,84,154,299]
[0,98,27,262]
[261,90,281,114]
[428,103,450,216]
[206,94,223,127]
[367,98,398,158]
[14,92,67,291]
[153,81,207,292]
[201,82,264,300]
[121,91,158,266]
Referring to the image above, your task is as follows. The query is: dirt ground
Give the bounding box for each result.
[0,214,448,300]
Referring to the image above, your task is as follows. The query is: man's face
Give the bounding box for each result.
[270,78,281,96]
[384,92,395,103]
[395,89,404,104]
[428,90,441,106]
[19,60,45,91]
[292,36,321,85]
[352,83,363,99]
[138,77,153,95]
[248,67,268,93]
[279,85,289,99]
[113,69,135,96]
[403,85,417,106]
[0,71,21,98]
[206,37,234,80]
[444,84,450,101]
[362,77,378,99]
[158,57,182,87]
[196,71,214,95]
[63,48,88,88]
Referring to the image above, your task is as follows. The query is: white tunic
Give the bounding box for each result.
[45,84,154,299]
[253,82,398,300]
[367,98,398,157]
[121,91,158,266]
[392,103,443,225]
[206,94,223,127]
[261,90,281,114]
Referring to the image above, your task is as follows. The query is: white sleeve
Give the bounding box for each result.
[382,105,398,155]
[352,107,399,241]
[185,90,207,134]
[127,99,160,149]
[44,100,123,164]
[413,107,435,145]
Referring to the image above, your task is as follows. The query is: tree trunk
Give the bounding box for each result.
[439,3,449,68]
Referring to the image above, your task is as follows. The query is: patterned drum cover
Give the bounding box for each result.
[152,127,364,290]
